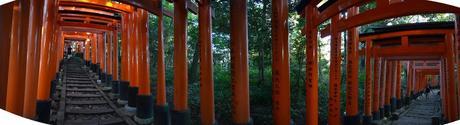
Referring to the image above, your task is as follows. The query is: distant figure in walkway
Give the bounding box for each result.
[424,85,431,100]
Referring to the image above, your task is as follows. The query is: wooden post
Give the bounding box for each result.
[154,11,170,125]
[230,0,251,124]
[445,33,458,122]
[36,0,56,122]
[384,61,392,116]
[113,30,119,81]
[121,13,129,82]
[379,59,386,119]
[199,0,216,124]
[364,40,372,123]
[134,9,153,124]
[156,13,166,106]
[126,11,139,111]
[456,14,460,119]
[372,57,381,120]
[305,4,319,125]
[272,0,290,124]
[390,61,396,112]
[6,0,31,115]
[328,15,341,125]
[345,7,360,125]
[91,33,97,64]
[395,62,402,108]
[172,0,190,124]
[406,62,412,98]
[0,1,15,109]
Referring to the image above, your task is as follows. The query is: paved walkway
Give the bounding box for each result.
[381,89,441,125]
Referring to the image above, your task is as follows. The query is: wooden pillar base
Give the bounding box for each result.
[154,105,171,125]
[391,97,397,112]
[363,115,372,125]
[36,99,51,123]
[232,119,253,125]
[396,99,402,109]
[126,86,138,112]
[135,95,154,124]
[344,114,361,125]
[384,105,391,117]
[111,80,120,95]
[117,81,129,105]
[105,74,112,87]
[372,111,381,120]
[171,109,191,125]
[50,80,58,99]
[379,108,385,119]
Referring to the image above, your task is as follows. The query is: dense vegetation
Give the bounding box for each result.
[132,0,455,124]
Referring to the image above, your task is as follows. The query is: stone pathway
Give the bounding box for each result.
[381,89,441,125]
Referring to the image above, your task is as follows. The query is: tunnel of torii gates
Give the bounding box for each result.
[0,0,460,125]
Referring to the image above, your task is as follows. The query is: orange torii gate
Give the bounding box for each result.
[0,0,460,125]
[297,0,460,124]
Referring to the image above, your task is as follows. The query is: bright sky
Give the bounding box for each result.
[0,0,13,6]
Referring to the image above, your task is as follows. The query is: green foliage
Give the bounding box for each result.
[142,0,456,124]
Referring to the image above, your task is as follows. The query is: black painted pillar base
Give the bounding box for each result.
[36,99,51,123]
[384,105,391,117]
[396,99,402,109]
[404,97,411,106]
[363,115,372,125]
[344,114,361,125]
[111,80,119,94]
[232,119,253,125]
[372,111,380,120]
[135,95,153,124]
[390,97,397,112]
[50,80,57,98]
[379,108,384,119]
[125,86,138,112]
[101,73,107,84]
[171,109,191,125]
[117,81,129,105]
[106,74,112,86]
[154,105,171,125]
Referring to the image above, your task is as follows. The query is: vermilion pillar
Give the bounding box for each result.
[364,40,372,123]
[98,33,105,73]
[36,0,56,122]
[172,0,190,124]
[379,60,386,119]
[121,14,129,81]
[384,61,392,116]
[0,2,15,109]
[455,15,460,118]
[118,13,129,105]
[154,12,170,125]
[345,7,360,125]
[406,62,412,98]
[199,0,216,124]
[91,34,97,64]
[107,32,113,76]
[230,0,251,124]
[328,15,341,125]
[24,1,46,118]
[6,0,31,115]
[272,0,290,124]
[445,33,458,122]
[372,57,381,120]
[134,9,153,124]
[126,11,139,111]
[113,30,119,81]
[395,62,402,108]
[305,4,319,125]
[390,61,397,112]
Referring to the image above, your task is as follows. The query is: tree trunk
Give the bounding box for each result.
[189,40,200,84]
